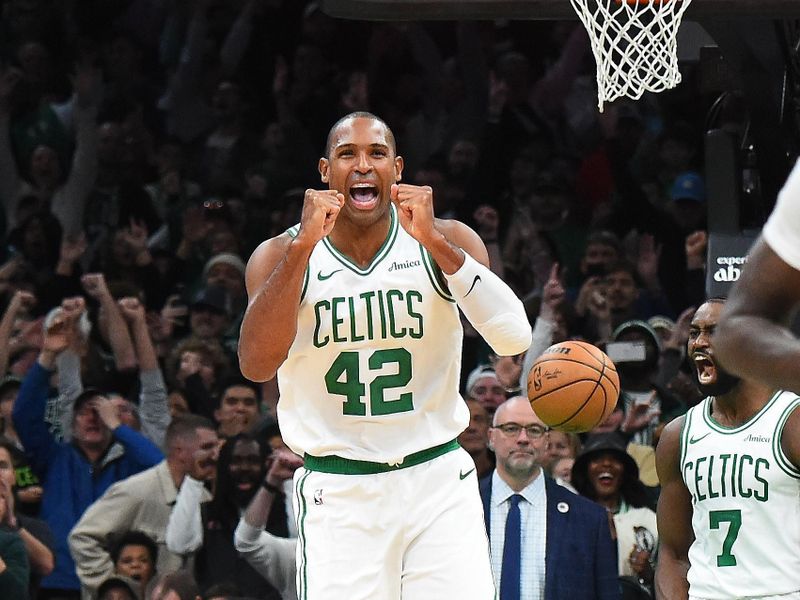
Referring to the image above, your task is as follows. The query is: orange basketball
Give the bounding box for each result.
[527,341,620,433]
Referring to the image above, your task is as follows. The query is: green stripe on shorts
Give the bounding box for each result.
[304,439,460,475]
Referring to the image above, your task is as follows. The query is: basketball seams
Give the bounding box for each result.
[533,380,602,428]
[533,356,620,395]
[529,341,620,432]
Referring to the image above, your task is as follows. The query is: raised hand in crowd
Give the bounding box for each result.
[118,296,146,326]
[80,272,112,302]
[540,262,566,322]
[264,448,304,490]
[0,255,23,297]
[575,275,604,318]
[118,219,152,267]
[81,273,137,371]
[0,290,38,374]
[91,396,123,432]
[177,206,214,260]
[189,434,219,483]
[150,293,188,342]
[38,303,82,369]
[56,232,88,276]
[663,305,695,355]
[685,230,707,271]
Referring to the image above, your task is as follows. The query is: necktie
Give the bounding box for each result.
[500,494,522,600]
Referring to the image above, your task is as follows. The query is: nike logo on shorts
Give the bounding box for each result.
[459,468,475,480]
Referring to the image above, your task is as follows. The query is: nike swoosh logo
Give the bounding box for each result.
[318,269,343,281]
[464,275,481,297]
[689,433,710,444]
[459,468,475,480]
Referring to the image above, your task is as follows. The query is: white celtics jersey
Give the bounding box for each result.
[276,204,469,463]
[680,391,800,599]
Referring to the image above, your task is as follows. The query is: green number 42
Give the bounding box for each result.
[325,348,413,416]
[709,509,742,567]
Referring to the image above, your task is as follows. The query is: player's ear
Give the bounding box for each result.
[319,157,329,183]
[394,155,404,182]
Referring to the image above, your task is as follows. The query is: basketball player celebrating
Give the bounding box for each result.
[655,298,800,600]
[238,112,531,599]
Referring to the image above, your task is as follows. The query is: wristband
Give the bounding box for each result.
[261,480,282,495]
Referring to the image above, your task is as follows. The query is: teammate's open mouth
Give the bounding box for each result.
[349,183,379,209]
[693,355,715,384]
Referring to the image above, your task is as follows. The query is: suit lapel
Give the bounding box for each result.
[544,477,569,598]
[479,474,492,533]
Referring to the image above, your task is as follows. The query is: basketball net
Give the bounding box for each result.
[569,0,694,111]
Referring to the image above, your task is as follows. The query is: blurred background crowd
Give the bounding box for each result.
[0,0,740,598]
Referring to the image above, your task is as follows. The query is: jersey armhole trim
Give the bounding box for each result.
[772,397,800,479]
[679,404,693,468]
[419,244,454,302]
[285,225,309,301]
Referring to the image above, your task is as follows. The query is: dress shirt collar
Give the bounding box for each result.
[491,468,545,507]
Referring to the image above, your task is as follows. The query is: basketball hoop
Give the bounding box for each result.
[569,0,694,111]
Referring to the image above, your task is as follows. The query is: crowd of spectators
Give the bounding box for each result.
[0,0,739,598]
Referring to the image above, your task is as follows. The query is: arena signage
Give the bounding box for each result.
[706,232,759,297]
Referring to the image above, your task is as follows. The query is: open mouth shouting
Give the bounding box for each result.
[594,470,618,490]
[349,182,380,210]
[692,352,716,386]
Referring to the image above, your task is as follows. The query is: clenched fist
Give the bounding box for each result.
[296,189,345,246]
[390,184,437,245]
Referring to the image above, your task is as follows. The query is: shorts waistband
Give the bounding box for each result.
[303,439,460,475]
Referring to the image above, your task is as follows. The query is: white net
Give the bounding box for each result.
[569,0,694,111]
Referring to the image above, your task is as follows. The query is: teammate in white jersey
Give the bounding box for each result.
[655,298,800,600]
[238,112,531,599]
[716,157,800,393]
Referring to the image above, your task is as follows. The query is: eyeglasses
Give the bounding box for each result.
[494,423,550,439]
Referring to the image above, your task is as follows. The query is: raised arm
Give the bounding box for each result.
[12,307,79,472]
[50,64,100,238]
[81,273,137,371]
[238,188,344,382]
[654,416,693,600]
[165,475,206,554]
[0,290,36,376]
[118,297,170,449]
[235,449,303,600]
[716,237,800,393]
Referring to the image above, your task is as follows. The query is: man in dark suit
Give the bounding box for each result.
[479,396,620,600]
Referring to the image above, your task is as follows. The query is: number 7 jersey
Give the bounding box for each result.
[680,391,800,599]
[276,204,469,464]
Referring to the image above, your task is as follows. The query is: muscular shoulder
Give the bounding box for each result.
[655,415,686,482]
[245,233,295,297]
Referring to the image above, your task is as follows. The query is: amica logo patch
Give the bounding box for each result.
[713,255,747,282]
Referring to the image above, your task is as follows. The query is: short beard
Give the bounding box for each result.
[696,366,742,397]
[503,453,539,480]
